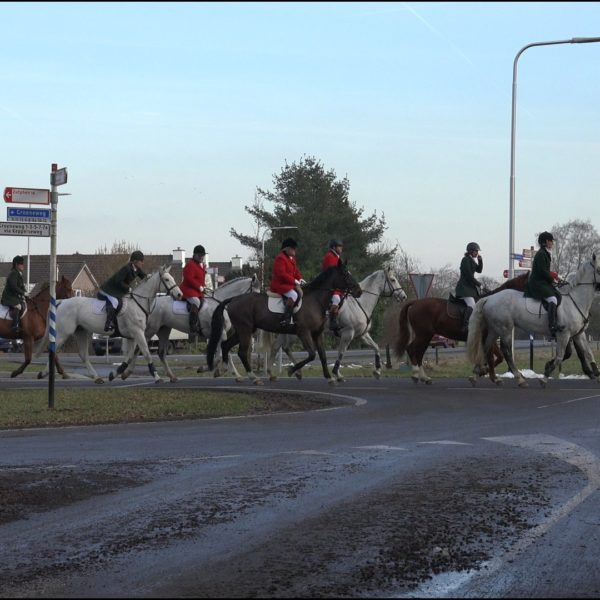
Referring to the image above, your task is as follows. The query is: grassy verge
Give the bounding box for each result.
[0,388,294,429]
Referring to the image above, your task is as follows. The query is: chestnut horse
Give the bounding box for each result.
[0,275,74,378]
[393,274,529,384]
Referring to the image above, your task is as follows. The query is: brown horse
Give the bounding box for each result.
[206,263,363,385]
[393,274,529,384]
[0,276,74,378]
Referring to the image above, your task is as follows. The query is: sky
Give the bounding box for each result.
[1,2,600,280]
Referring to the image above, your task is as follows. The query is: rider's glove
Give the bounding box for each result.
[299,279,307,286]
[199,286,204,292]
[294,280,300,285]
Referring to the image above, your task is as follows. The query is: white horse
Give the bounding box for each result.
[258,267,407,381]
[467,254,600,388]
[120,275,261,382]
[37,266,183,384]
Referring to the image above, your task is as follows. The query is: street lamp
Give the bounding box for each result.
[508,37,600,279]
[260,226,298,291]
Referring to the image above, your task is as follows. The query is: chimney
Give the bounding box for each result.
[231,255,243,271]
[172,247,185,265]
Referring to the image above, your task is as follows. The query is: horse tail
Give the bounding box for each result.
[207,298,232,370]
[394,300,415,359]
[466,298,488,366]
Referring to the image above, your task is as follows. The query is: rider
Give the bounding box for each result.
[454,242,483,334]
[524,231,564,337]
[321,239,344,334]
[1,255,27,332]
[180,244,208,334]
[270,238,305,326]
[97,250,147,332]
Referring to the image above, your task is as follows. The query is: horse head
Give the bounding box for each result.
[337,263,362,298]
[385,267,407,302]
[159,265,183,300]
[57,275,75,299]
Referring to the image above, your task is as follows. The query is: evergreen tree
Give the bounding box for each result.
[230,156,395,284]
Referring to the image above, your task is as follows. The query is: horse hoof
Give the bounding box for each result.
[169,377,178,383]
[235,377,244,383]
[518,380,529,388]
[37,372,45,380]
[213,369,221,378]
[373,371,381,380]
[328,378,337,386]
[411,376,419,385]
[538,378,547,389]
[155,378,163,384]
[269,376,278,382]
[295,371,302,380]
[94,378,104,385]
[494,378,504,386]
[253,379,264,386]
[108,372,115,381]
[424,379,433,385]
[10,372,19,379]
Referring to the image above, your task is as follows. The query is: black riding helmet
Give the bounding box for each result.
[130,250,144,262]
[12,255,25,267]
[193,244,206,256]
[466,242,480,253]
[329,239,343,249]
[281,238,298,249]
[538,231,554,246]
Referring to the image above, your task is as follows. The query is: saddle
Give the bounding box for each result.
[266,291,302,314]
[0,304,27,321]
[525,294,562,316]
[171,299,206,315]
[446,294,466,320]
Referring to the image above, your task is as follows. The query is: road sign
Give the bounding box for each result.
[523,247,535,259]
[3,187,50,205]
[50,167,67,186]
[0,221,51,237]
[511,253,524,261]
[7,207,51,222]
[519,258,532,268]
[408,273,435,299]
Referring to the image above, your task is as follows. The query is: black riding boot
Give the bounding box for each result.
[547,303,563,337]
[280,299,295,326]
[9,307,20,332]
[462,306,473,337]
[104,304,117,332]
[189,304,200,334]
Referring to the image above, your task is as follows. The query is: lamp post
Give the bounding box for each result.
[260,226,298,291]
[508,37,600,279]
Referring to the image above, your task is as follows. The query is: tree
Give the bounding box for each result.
[548,219,600,279]
[230,156,395,285]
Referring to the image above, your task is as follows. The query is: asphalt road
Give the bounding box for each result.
[2,369,600,597]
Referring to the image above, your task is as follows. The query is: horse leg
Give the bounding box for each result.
[540,336,567,388]
[156,328,178,382]
[314,332,335,385]
[332,330,352,383]
[359,332,382,380]
[111,340,140,382]
[407,338,432,384]
[497,333,527,388]
[287,332,319,380]
[570,333,599,380]
[10,336,32,378]
[236,329,261,384]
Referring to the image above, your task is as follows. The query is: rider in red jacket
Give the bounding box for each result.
[180,245,207,334]
[321,239,344,334]
[270,238,304,326]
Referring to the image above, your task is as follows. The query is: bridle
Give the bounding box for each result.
[360,270,405,301]
[557,260,600,333]
[131,271,179,317]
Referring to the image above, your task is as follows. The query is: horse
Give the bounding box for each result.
[257,267,407,382]
[0,276,74,378]
[467,254,600,388]
[117,275,261,382]
[36,266,183,384]
[206,263,363,385]
[392,273,530,385]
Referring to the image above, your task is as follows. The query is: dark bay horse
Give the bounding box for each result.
[0,276,74,378]
[393,274,530,384]
[207,263,362,385]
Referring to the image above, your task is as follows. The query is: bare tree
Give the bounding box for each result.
[547,219,600,279]
[429,263,458,298]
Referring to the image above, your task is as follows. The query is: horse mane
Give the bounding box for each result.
[303,266,339,291]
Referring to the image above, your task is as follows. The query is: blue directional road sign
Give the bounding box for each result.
[6,207,51,222]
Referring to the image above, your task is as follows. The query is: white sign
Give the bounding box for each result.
[0,221,51,237]
[7,207,51,222]
[3,187,50,205]
[409,273,435,299]
[51,168,68,186]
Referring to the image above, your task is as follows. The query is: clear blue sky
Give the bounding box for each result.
[1,2,599,279]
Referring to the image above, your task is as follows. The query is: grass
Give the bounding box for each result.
[0,388,284,429]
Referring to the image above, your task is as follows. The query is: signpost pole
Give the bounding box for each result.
[48,164,58,409]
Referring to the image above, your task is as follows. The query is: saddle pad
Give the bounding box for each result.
[525,297,546,315]
[172,300,189,315]
[0,305,10,320]
[267,297,302,314]
[445,302,463,320]
[92,299,107,315]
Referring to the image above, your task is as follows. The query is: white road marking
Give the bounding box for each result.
[354,445,408,451]
[417,440,473,446]
[538,393,600,409]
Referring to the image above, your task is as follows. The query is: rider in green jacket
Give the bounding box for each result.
[454,242,483,334]
[1,255,27,332]
[97,250,147,332]
[524,231,563,337]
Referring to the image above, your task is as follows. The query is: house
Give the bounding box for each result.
[0,249,246,298]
